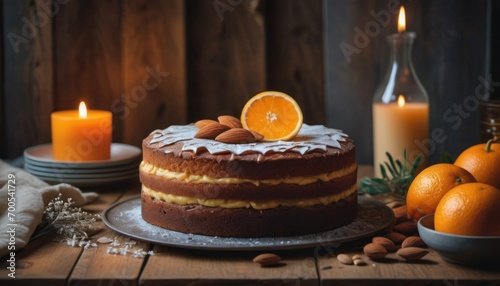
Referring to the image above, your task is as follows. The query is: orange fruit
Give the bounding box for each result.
[434,182,500,236]
[406,163,476,220]
[241,91,303,141]
[454,138,500,189]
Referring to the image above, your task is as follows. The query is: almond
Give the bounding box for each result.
[372,236,397,252]
[396,247,429,261]
[215,128,256,144]
[218,115,243,129]
[363,243,387,260]
[249,129,264,141]
[253,253,281,266]
[336,254,353,265]
[194,123,230,139]
[401,236,425,248]
[352,254,368,266]
[393,205,409,223]
[386,201,404,209]
[195,119,218,129]
[351,254,363,261]
[384,232,407,244]
[353,259,367,266]
[393,221,417,236]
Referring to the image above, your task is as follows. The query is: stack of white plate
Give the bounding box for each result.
[24,143,142,188]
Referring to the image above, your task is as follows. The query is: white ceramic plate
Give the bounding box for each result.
[24,143,141,169]
[36,173,139,188]
[24,160,139,175]
[24,164,138,180]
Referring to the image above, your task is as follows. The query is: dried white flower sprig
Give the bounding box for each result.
[31,196,153,259]
[31,193,101,241]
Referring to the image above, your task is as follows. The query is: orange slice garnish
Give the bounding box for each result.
[240,91,303,141]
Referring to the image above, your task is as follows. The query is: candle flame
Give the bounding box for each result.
[79,101,87,118]
[398,6,406,32]
[397,95,406,107]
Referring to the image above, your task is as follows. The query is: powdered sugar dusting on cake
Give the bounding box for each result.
[148,124,348,155]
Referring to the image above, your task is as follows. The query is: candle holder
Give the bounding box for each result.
[372,32,429,178]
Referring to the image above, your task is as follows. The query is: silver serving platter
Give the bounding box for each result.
[102,195,394,251]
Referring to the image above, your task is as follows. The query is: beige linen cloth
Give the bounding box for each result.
[0,160,98,257]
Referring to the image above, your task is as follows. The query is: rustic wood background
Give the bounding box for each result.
[0,0,494,165]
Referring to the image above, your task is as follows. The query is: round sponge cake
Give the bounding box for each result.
[140,124,358,237]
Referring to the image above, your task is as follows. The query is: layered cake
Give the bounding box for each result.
[140,124,358,237]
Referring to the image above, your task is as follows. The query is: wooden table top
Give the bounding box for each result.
[1,166,499,285]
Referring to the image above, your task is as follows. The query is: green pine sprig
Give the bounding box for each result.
[359,149,422,199]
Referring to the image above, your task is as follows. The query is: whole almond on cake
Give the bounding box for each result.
[194,123,230,139]
[218,115,243,129]
[195,119,218,129]
[215,128,256,144]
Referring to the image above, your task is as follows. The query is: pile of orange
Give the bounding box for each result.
[406,138,500,236]
[406,163,476,220]
[454,138,500,189]
[434,182,500,236]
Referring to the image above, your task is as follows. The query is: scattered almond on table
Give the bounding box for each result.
[397,247,429,261]
[385,201,404,209]
[341,200,429,265]
[401,236,425,248]
[384,232,407,244]
[253,253,282,266]
[392,205,409,223]
[372,236,398,252]
[363,243,388,260]
[336,254,353,265]
[353,258,367,266]
[393,221,418,236]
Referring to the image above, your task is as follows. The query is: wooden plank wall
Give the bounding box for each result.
[186,0,266,121]
[0,0,323,159]
[2,0,54,160]
[0,0,492,165]
[489,0,500,101]
[266,0,324,124]
[122,0,186,146]
[55,0,123,142]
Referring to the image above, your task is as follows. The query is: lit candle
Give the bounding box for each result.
[51,102,112,161]
[372,6,429,177]
[398,6,406,33]
[373,95,429,174]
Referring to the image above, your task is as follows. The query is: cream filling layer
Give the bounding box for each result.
[140,161,357,186]
[143,185,357,210]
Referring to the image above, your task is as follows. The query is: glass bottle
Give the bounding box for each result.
[372,32,429,180]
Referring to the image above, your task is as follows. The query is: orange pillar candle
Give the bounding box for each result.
[51,102,112,161]
[373,95,429,176]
